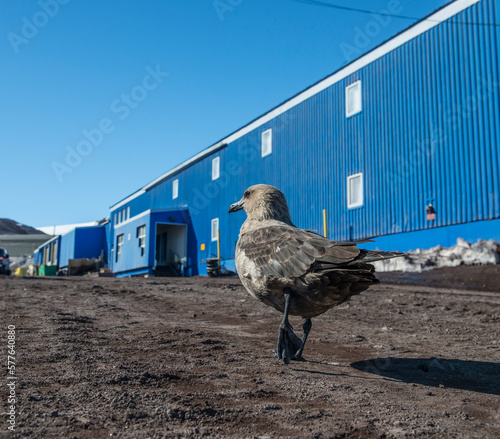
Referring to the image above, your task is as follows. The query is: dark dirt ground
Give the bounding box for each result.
[377,265,500,293]
[1,265,499,438]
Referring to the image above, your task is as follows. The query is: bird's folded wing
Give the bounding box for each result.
[238,225,361,278]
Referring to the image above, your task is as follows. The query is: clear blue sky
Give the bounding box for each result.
[1,0,449,228]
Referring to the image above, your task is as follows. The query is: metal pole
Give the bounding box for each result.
[323,209,327,238]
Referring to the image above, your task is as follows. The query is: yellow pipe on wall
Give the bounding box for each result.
[217,229,221,267]
[323,209,327,238]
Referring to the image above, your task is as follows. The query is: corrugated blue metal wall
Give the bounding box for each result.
[59,230,76,267]
[74,227,107,261]
[109,0,499,273]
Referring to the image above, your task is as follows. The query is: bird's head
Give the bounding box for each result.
[228,184,293,224]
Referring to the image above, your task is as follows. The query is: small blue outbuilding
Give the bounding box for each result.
[110,208,197,277]
[34,223,109,270]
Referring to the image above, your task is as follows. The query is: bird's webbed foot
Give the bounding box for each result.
[273,288,306,365]
[292,318,312,362]
[274,320,303,365]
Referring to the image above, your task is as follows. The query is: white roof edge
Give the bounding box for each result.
[34,221,109,252]
[34,235,60,254]
[109,0,480,212]
[113,206,189,229]
[37,221,101,236]
[110,190,146,211]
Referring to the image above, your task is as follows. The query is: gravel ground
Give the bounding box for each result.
[0,268,499,438]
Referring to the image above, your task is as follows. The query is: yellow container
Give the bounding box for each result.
[15,267,27,276]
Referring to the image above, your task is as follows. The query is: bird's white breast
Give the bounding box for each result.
[235,247,266,300]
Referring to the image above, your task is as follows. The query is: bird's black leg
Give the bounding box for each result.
[293,318,312,361]
[275,288,302,365]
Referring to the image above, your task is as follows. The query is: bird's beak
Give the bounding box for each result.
[228,199,244,213]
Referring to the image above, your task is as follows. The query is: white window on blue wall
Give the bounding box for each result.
[212,157,220,180]
[346,80,362,117]
[50,241,57,265]
[172,179,179,199]
[137,225,146,256]
[126,206,130,220]
[116,234,124,262]
[262,128,272,157]
[211,218,219,242]
[118,210,122,224]
[347,172,364,209]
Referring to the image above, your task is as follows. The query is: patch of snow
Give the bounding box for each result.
[373,238,500,272]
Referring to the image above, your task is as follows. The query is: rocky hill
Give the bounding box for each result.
[0,218,47,235]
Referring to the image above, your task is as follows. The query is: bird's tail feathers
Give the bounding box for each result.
[357,249,405,263]
[335,238,376,246]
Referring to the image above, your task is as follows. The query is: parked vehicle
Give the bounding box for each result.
[0,247,11,275]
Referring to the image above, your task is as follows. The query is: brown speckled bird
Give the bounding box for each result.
[228,184,402,365]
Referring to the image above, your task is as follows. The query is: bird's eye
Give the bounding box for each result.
[244,190,250,197]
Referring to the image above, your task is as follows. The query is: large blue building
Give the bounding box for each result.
[107,0,499,277]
